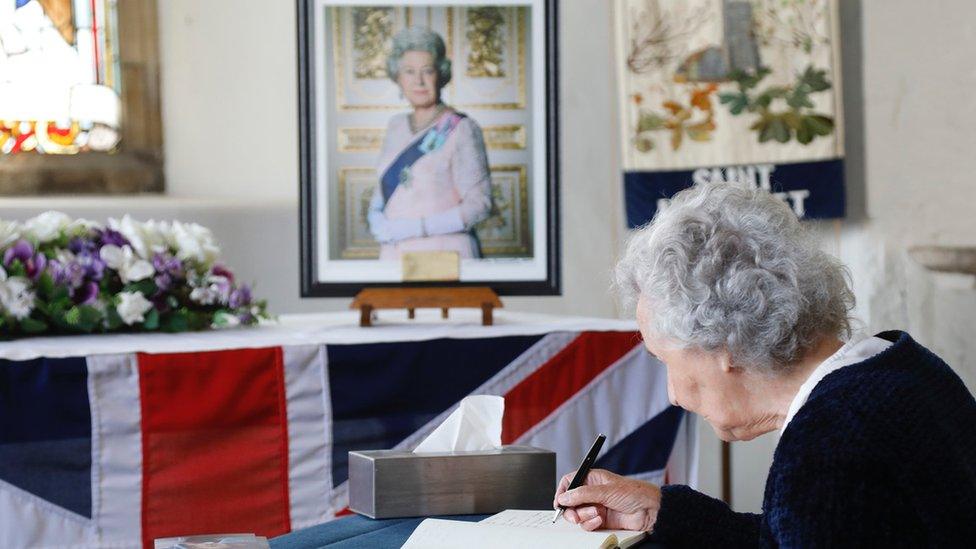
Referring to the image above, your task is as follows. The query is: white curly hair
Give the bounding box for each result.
[616,182,854,373]
[386,26,452,89]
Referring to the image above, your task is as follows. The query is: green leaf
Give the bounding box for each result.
[719,92,750,115]
[730,66,771,90]
[754,87,788,109]
[124,279,158,297]
[636,111,665,133]
[65,305,103,333]
[7,262,26,278]
[800,66,831,92]
[783,111,803,130]
[53,285,69,302]
[105,307,123,330]
[759,116,791,143]
[162,311,190,333]
[212,310,236,328]
[806,114,835,135]
[787,91,814,109]
[143,308,160,330]
[37,272,55,299]
[20,317,48,334]
[796,122,814,145]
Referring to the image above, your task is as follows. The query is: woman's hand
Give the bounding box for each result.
[553,468,661,532]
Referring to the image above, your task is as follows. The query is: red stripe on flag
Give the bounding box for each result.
[139,348,291,548]
[502,331,640,443]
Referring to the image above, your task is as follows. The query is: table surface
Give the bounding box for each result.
[270,514,666,548]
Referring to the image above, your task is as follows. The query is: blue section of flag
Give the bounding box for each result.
[624,158,845,228]
[594,406,684,477]
[0,357,92,518]
[15,0,31,9]
[327,335,544,486]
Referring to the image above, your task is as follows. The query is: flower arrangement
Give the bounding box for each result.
[0,212,268,338]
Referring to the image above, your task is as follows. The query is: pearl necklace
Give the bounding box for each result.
[409,103,447,134]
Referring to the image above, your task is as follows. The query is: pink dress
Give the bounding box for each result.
[370,110,492,260]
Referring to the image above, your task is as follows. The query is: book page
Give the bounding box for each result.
[401,518,617,549]
[482,510,646,547]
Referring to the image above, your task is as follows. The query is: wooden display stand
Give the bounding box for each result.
[350,287,503,327]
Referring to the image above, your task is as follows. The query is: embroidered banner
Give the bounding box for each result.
[615,0,845,226]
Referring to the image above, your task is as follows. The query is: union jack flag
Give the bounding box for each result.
[0,328,696,548]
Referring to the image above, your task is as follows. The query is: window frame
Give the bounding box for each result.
[0,0,163,195]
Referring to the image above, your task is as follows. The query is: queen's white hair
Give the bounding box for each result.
[387,26,452,89]
[615,182,854,373]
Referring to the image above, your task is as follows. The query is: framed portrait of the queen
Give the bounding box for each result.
[297,0,560,296]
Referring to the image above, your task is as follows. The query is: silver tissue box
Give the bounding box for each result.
[348,446,556,519]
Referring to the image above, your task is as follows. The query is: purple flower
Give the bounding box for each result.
[96,228,129,248]
[47,259,68,285]
[154,272,173,293]
[75,250,106,281]
[228,285,252,308]
[68,237,98,256]
[152,253,183,277]
[212,277,232,304]
[72,281,99,305]
[4,239,47,280]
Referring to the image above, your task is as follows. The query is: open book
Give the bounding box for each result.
[402,509,646,549]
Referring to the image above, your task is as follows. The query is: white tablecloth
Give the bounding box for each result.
[0,310,637,361]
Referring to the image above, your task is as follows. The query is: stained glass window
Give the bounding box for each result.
[0,0,122,154]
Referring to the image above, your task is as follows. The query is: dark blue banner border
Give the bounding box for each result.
[624,158,845,228]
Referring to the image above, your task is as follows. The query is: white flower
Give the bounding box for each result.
[0,267,36,320]
[23,211,72,243]
[68,218,102,233]
[116,291,153,325]
[188,273,231,306]
[169,221,220,266]
[190,286,218,305]
[108,215,168,259]
[143,219,174,254]
[100,244,154,283]
[0,219,22,248]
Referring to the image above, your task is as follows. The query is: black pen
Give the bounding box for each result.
[552,433,606,523]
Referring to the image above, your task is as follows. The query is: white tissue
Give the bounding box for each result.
[413,395,504,453]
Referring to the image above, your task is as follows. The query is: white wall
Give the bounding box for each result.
[2,0,975,514]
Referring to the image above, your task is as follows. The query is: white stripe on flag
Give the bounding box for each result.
[393,332,581,452]
[88,353,143,548]
[283,345,334,528]
[629,468,667,486]
[0,479,95,549]
[515,346,673,479]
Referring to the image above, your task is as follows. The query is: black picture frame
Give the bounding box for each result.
[297,0,560,297]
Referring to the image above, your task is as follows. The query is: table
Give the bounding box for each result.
[270,514,667,548]
[0,310,696,549]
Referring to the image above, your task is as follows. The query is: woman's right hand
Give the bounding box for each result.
[553,468,662,532]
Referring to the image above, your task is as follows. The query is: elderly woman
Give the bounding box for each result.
[367,26,492,260]
[555,183,976,546]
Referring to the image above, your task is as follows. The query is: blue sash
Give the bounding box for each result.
[380,112,467,206]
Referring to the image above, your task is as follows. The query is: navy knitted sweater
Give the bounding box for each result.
[651,331,976,547]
